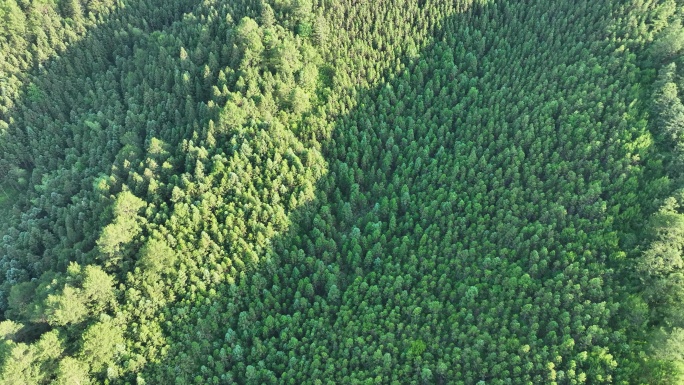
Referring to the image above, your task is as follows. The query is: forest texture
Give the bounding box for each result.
[1,0,684,384]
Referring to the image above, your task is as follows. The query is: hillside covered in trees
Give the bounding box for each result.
[1,0,684,383]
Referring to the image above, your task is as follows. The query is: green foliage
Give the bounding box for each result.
[635,12,684,377]
[45,286,88,326]
[25,84,44,104]
[54,357,91,385]
[0,330,63,385]
[409,340,426,358]
[96,191,145,269]
[60,0,84,21]
[111,191,145,218]
[81,265,115,311]
[137,238,177,276]
[0,1,26,42]
[0,0,681,383]
[651,18,684,63]
[80,318,123,373]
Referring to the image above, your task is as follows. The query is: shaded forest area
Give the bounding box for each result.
[1,0,684,384]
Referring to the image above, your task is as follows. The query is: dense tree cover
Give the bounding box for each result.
[0,0,120,138]
[0,0,122,214]
[0,0,683,383]
[631,5,684,381]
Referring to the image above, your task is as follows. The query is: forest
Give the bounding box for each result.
[1,0,684,383]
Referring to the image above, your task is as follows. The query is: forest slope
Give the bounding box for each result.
[0,0,683,384]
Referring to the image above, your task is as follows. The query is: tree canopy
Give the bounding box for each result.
[0,0,683,383]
